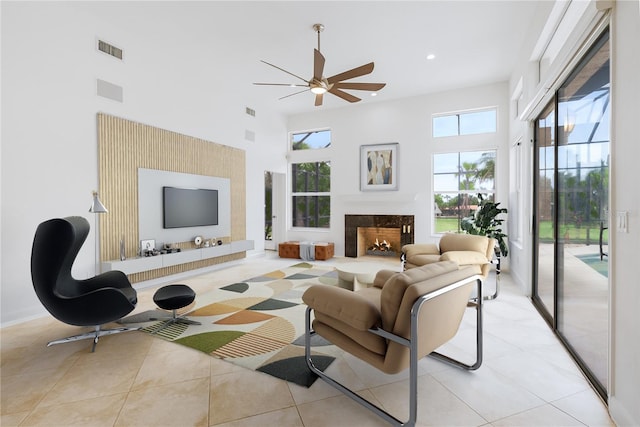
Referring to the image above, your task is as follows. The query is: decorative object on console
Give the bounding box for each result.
[89,190,108,274]
[140,239,156,256]
[360,143,398,191]
[194,236,203,247]
[119,235,126,261]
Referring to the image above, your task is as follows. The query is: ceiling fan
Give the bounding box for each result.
[254,24,386,106]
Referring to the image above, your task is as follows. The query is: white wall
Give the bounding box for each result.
[286,82,511,258]
[0,2,288,325]
[608,2,640,425]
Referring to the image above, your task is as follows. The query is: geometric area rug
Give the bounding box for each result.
[131,262,339,387]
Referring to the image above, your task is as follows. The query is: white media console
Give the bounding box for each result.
[102,240,254,275]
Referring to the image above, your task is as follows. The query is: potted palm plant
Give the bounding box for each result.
[461,194,508,257]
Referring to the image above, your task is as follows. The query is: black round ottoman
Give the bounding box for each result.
[150,284,201,333]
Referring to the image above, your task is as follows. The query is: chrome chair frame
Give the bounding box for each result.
[47,325,139,352]
[305,276,483,427]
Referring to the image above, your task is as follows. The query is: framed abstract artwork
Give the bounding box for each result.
[360,143,398,191]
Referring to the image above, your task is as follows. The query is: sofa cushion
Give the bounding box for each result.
[405,254,441,268]
[402,243,439,259]
[313,313,387,355]
[440,250,489,266]
[302,285,380,331]
[439,233,489,255]
[379,261,459,332]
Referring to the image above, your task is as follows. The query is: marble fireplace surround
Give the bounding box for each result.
[345,214,415,258]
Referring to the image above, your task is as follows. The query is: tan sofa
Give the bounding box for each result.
[303,261,483,426]
[402,233,495,279]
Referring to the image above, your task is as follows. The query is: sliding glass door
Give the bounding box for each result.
[534,102,556,324]
[533,29,610,398]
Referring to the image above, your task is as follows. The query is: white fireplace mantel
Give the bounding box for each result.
[337,193,419,203]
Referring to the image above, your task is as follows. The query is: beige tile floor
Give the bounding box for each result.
[1,253,615,426]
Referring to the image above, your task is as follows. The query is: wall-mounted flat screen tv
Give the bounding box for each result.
[163,186,218,229]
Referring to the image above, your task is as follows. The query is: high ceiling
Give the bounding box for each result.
[85,1,548,115]
[216,1,546,115]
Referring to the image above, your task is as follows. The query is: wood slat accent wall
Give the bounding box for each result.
[97,113,246,282]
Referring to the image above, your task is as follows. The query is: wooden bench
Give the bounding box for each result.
[278,241,334,260]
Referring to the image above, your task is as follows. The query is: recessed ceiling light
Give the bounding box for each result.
[427,54,436,60]
[371,92,377,97]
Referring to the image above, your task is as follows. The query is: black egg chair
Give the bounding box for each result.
[31,216,138,352]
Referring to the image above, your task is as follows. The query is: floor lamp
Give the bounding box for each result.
[89,191,108,274]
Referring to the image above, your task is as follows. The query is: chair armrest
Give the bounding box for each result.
[80,270,132,292]
[303,285,381,331]
[402,243,440,258]
[440,251,490,266]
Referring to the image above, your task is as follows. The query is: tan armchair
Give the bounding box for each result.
[303,261,483,426]
[402,233,495,278]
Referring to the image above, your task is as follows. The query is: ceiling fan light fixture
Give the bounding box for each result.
[310,86,327,94]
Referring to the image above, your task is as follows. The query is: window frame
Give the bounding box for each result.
[432,107,498,138]
[290,128,332,151]
[432,149,498,235]
[288,129,332,231]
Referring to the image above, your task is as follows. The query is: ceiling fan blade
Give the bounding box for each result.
[327,62,375,84]
[328,87,361,103]
[278,88,310,100]
[313,49,325,82]
[315,93,324,106]
[260,60,309,84]
[253,83,309,87]
[333,82,386,91]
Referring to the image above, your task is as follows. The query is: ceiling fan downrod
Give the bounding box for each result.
[313,23,324,52]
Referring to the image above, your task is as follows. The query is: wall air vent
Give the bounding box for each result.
[97,79,123,103]
[245,107,256,117]
[98,40,123,60]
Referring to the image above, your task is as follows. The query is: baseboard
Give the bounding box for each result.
[609,396,639,426]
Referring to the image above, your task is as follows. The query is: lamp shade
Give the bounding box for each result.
[89,191,108,213]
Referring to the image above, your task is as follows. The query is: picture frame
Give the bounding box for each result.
[360,143,398,191]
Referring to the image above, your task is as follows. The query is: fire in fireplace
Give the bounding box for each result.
[357,226,401,257]
[368,238,395,256]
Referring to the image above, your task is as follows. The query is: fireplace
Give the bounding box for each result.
[345,215,414,258]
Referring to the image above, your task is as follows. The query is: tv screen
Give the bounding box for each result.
[163,187,218,229]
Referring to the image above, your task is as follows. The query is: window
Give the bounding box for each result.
[291,129,331,150]
[289,129,331,229]
[433,150,496,233]
[433,108,497,137]
[291,162,330,228]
